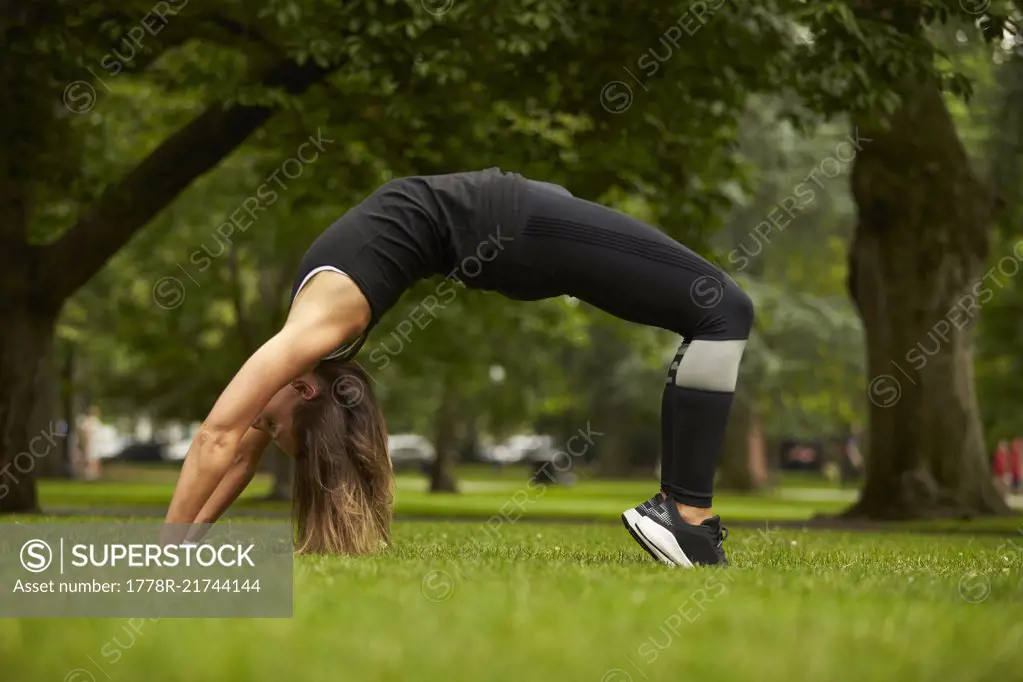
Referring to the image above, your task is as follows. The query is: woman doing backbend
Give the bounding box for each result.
[164,168,753,566]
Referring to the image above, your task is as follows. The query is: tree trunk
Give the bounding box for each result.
[59,345,77,478]
[429,376,459,493]
[32,347,68,479]
[264,447,294,501]
[846,77,1011,519]
[717,396,762,491]
[748,410,769,488]
[596,432,633,478]
[0,297,59,513]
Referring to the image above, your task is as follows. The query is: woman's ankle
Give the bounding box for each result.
[675,502,713,526]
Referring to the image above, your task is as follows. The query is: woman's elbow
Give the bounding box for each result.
[193,425,239,476]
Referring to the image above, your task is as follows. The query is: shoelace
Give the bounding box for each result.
[715,526,729,564]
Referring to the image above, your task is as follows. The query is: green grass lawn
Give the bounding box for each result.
[39,477,846,521]
[2,520,1021,682]
[36,465,1023,534]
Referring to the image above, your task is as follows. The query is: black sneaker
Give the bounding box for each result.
[621,493,665,561]
[635,499,728,567]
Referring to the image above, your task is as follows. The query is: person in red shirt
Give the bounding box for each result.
[1010,438,1022,494]
[993,440,1010,494]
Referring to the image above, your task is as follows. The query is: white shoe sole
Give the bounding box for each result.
[636,516,695,568]
[623,509,673,565]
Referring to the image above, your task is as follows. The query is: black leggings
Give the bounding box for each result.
[496,180,754,507]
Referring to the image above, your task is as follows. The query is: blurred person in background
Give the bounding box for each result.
[992,440,1010,494]
[839,423,864,487]
[1010,437,1022,495]
[74,407,103,481]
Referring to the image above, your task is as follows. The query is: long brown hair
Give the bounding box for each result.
[291,361,394,554]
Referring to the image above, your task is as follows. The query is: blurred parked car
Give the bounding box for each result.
[92,422,130,460]
[483,434,552,465]
[779,437,825,471]
[111,421,196,463]
[111,441,169,463]
[388,434,436,473]
[164,423,201,461]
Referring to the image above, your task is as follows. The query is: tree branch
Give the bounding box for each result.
[227,248,257,355]
[46,57,337,301]
[257,263,291,333]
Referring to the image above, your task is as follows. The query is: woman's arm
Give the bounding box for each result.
[163,274,369,531]
[163,331,314,527]
[193,426,272,524]
[178,427,272,545]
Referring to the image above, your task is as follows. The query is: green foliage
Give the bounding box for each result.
[975,52,1023,444]
[6,0,1017,454]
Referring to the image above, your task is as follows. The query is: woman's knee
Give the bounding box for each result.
[691,277,754,340]
[726,282,754,338]
[669,279,752,392]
